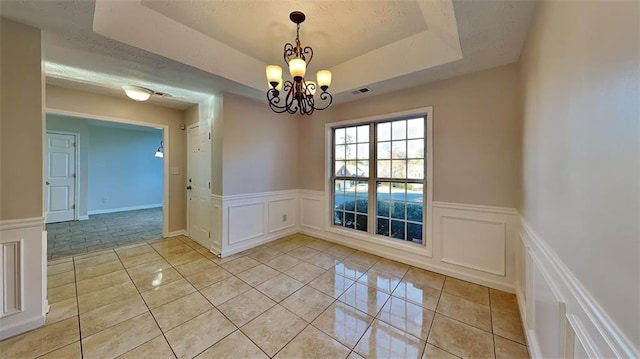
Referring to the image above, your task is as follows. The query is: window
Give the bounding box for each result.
[332,114,429,245]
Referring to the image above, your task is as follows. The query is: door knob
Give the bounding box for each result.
[46,181,50,185]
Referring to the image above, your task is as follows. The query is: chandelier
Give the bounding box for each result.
[266,11,332,115]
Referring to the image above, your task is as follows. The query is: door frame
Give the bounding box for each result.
[44,108,170,237]
[45,130,80,222]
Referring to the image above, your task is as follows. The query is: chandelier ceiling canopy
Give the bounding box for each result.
[266,11,332,115]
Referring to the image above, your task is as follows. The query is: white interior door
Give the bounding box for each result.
[187,124,211,247]
[46,132,76,223]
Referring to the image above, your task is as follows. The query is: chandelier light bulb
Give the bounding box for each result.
[266,65,282,87]
[317,70,332,91]
[289,58,306,81]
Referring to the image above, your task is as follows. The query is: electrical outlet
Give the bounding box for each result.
[282,214,287,222]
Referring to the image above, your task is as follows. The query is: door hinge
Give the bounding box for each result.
[208,132,211,140]
[72,142,76,147]
[71,204,75,209]
[208,232,211,238]
[72,173,76,178]
[208,182,211,189]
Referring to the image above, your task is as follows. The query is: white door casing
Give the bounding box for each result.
[45,132,77,223]
[187,124,211,247]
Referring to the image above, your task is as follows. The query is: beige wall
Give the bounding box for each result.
[300,63,522,208]
[520,1,639,347]
[46,85,188,233]
[222,93,298,195]
[0,18,43,220]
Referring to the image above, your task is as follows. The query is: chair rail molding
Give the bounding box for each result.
[518,219,639,359]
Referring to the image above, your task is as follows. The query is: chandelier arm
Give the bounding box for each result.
[283,43,295,64]
[304,96,315,115]
[313,91,333,111]
[267,89,290,113]
[301,46,314,65]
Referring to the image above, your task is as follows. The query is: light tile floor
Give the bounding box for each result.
[1,234,529,359]
[46,208,163,260]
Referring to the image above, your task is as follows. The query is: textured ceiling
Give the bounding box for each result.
[0,0,538,107]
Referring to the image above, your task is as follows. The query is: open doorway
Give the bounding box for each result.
[44,113,167,260]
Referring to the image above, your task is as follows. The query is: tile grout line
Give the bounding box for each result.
[113,244,181,359]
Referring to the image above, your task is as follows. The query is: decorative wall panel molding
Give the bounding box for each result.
[0,217,46,340]
[518,220,638,358]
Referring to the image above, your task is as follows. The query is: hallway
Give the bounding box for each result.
[46,208,162,260]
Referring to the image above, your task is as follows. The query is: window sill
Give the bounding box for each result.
[325,225,431,257]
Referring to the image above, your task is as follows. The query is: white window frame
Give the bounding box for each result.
[324,107,433,257]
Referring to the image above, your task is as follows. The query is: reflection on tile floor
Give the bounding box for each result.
[0,234,530,358]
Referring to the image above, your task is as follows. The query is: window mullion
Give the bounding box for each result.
[368,122,376,235]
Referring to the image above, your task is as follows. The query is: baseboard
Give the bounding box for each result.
[518,219,638,358]
[165,230,187,238]
[0,313,45,340]
[88,203,162,215]
[78,215,89,221]
[299,227,516,293]
[222,227,298,257]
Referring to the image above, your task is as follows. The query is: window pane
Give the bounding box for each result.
[357,125,369,143]
[407,202,423,222]
[377,218,389,236]
[377,142,391,159]
[346,144,357,160]
[407,139,424,159]
[377,160,391,178]
[345,160,363,177]
[357,160,369,177]
[392,141,406,159]
[407,223,423,244]
[391,160,406,178]
[346,127,357,144]
[407,118,424,139]
[407,159,424,179]
[335,145,346,160]
[334,180,345,209]
[356,215,368,231]
[344,212,355,229]
[377,200,389,217]
[334,210,344,225]
[335,128,346,144]
[390,220,405,239]
[392,120,406,140]
[357,143,369,160]
[390,183,406,201]
[335,160,346,176]
[391,202,406,220]
[377,122,391,141]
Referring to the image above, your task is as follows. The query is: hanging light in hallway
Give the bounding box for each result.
[155,141,164,158]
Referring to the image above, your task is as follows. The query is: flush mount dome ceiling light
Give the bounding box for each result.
[122,85,153,101]
[266,11,332,115]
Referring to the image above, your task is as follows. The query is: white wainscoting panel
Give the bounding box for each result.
[1,240,22,316]
[210,195,222,255]
[439,216,506,276]
[268,198,296,233]
[228,202,265,245]
[0,217,46,340]
[218,190,299,257]
[299,191,323,231]
[518,220,639,359]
